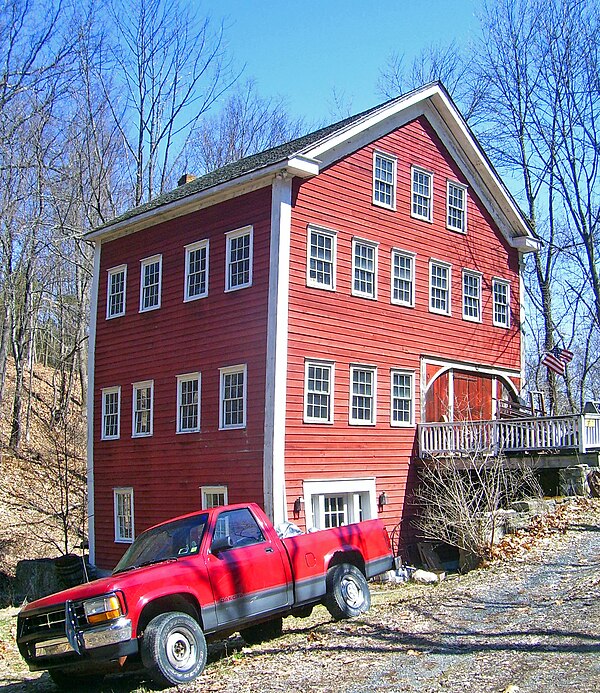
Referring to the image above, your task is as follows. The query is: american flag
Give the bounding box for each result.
[541,346,574,375]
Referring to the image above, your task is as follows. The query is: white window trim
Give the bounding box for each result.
[390,369,415,427]
[492,278,511,328]
[351,237,379,300]
[349,364,377,426]
[176,372,201,434]
[201,485,229,509]
[303,359,335,424]
[462,269,483,323]
[219,364,247,430]
[132,380,154,438]
[225,226,253,292]
[372,150,397,210]
[139,254,162,313]
[114,487,134,543]
[411,166,434,222]
[303,478,377,531]
[184,239,209,302]
[306,225,337,291]
[101,386,121,440]
[429,259,452,316]
[391,248,416,308]
[106,265,127,319]
[447,180,468,233]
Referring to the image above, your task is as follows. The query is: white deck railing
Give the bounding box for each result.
[419,414,600,457]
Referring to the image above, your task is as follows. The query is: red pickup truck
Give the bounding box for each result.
[17,503,393,688]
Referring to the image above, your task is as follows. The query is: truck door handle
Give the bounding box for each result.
[265,547,274,553]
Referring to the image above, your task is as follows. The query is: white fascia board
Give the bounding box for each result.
[286,155,320,178]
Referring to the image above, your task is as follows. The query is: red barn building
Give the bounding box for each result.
[86,83,539,569]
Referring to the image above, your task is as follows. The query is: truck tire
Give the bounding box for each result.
[141,611,207,687]
[240,617,283,644]
[49,669,104,690]
[324,563,371,620]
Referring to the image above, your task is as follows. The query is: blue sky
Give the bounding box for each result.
[205,0,481,126]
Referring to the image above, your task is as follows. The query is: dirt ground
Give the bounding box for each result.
[1,498,598,693]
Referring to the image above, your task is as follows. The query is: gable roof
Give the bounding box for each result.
[86,82,539,252]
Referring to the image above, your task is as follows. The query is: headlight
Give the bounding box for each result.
[83,593,123,624]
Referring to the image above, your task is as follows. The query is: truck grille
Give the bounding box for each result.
[19,602,87,639]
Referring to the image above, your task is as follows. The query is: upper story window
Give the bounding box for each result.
[140,255,162,312]
[106,265,127,319]
[304,360,334,424]
[225,226,253,292]
[447,181,467,233]
[350,365,376,426]
[132,380,153,437]
[201,485,228,509]
[462,270,482,322]
[102,386,121,440]
[352,238,378,299]
[429,260,451,315]
[391,370,414,426]
[114,487,134,543]
[220,364,247,429]
[412,167,433,222]
[493,279,511,328]
[373,151,396,209]
[177,373,201,433]
[185,240,209,301]
[391,249,415,307]
[307,225,336,290]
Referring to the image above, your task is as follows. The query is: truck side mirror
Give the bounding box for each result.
[211,536,234,554]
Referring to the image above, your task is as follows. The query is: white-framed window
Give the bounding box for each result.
[177,373,201,433]
[307,225,336,290]
[411,166,433,221]
[106,265,127,319]
[201,485,228,509]
[185,240,209,301]
[101,386,121,440]
[447,181,467,233]
[132,380,153,437]
[391,249,415,307]
[352,238,378,299]
[373,151,396,209]
[429,259,451,315]
[225,226,253,291]
[350,365,376,425]
[140,255,162,312]
[114,487,134,543]
[304,360,334,424]
[391,370,414,426]
[220,364,247,429]
[462,270,482,322]
[493,279,511,328]
[303,478,377,531]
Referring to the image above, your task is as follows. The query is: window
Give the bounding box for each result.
[132,381,153,437]
[212,507,265,548]
[303,478,377,531]
[177,373,201,433]
[391,370,414,426]
[352,238,378,299]
[391,250,415,307]
[412,167,433,221]
[225,226,253,291]
[201,485,228,509]
[220,365,247,429]
[350,365,376,425]
[429,260,451,315]
[447,181,467,232]
[140,255,162,312]
[185,240,209,301]
[462,270,482,322]
[102,386,121,440]
[373,151,396,209]
[106,265,127,319]
[114,488,134,542]
[304,360,334,423]
[493,279,511,327]
[307,226,336,290]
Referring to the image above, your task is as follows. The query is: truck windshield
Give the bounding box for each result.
[113,513,208,574]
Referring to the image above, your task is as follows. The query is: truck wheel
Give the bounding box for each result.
[141,611,207,687]
[240,617,283,644]
[49,669,104,690]
[324,563,371,620]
